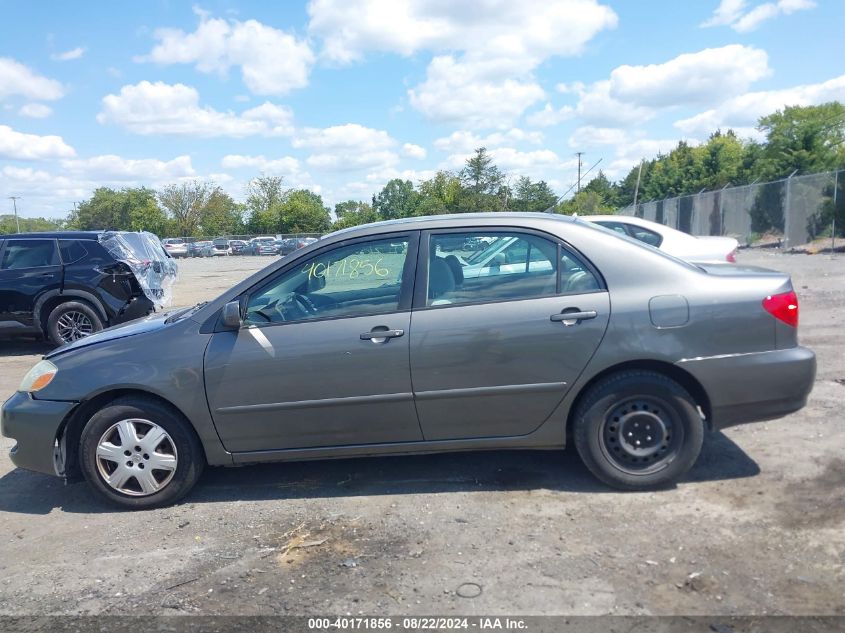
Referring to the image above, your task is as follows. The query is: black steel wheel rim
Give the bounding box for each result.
[599,397,684,474]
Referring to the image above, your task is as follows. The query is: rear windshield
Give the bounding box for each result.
[573,217,702,272]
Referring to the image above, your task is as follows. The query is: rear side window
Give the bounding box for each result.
[1,239,59,269]
[59,239,88,264]
[426,231,602,307]
[626,224,663,247]
[427,232,559,306]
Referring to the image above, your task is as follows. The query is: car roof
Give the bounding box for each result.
[2,231,105,240]
[325,212,576,240]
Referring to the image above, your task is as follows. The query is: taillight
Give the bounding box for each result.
[726,249,737,263]
[763,290,798,327]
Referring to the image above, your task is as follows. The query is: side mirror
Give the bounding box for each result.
[221,300,242,329]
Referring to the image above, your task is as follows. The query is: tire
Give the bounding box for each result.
[572,370,704,490]
[78,396,205,510]
[46,300,104,346]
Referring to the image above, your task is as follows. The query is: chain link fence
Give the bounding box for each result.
[617,169,844,251]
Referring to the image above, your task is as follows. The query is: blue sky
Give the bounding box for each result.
[1,0,842,219]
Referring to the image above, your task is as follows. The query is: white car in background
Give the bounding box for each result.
[582,215,739,263]
[161,238,187,258]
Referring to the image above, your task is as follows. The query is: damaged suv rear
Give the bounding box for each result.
[0,231,177,346]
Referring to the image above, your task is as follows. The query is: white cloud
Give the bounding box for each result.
[568,126,630,148]
[675,74,845,136]
[50,47,86,61]
[293,123,400,172]
[97,81,294,137]
[18,103,52,118]
[0,125,75,160]
[0,57,64,102]
[433,128,544,153]
[526,103,575,128]
[60,155,195,181]
[139,9,314,95]
[221,154,301,174]
[401,143,427,160]
[308,0,616,129]
[702,0,815,32]
[308,0,617,64]
[409,56,546,129]
[609,45,770,107]
[529,45,770,129]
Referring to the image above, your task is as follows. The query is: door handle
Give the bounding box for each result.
[550,310,597,324]
[360,328,404,340]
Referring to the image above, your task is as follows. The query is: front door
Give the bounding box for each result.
[204,233,423,453]
[410,229,610,441]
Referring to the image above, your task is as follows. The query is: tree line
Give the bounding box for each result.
[4,102,843,237]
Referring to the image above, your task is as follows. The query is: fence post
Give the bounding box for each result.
[783,170,798,250]
[830,170,838,255]
[718,183,730,236]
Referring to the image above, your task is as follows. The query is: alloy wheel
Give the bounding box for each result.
[55,310,95,343]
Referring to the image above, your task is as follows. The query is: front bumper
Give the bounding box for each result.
[678,346,816,430]
[1,391,76,476]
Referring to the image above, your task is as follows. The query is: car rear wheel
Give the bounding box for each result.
[572,371,704,490]
[46,301,104,346]
[79,396,204,509]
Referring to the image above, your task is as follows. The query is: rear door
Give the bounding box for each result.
[410,229,610,441]
[0,238,62,328]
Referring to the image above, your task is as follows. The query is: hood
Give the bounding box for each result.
[46,310,173,359]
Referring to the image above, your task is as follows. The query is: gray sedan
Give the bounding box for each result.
[1,213,815,509]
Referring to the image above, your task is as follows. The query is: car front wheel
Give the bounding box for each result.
[79,396,204,509]
[572,370,704,490]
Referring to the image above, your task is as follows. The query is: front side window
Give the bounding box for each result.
[245,237,409,325]
[1,239,59,270]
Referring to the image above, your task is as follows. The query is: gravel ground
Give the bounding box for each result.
[0,251,843,616]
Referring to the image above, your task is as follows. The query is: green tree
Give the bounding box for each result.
[158,181,215,237]
[0,214,64,234]
[69,187,168,235]
[416,171,464,215]
[333,200,378,229]
[510,176,558,212]
[755,102,845,180]
[459,147,506,212]
[244,175,286,234]
[555,190,614,216]
[280,190,332,233]
[198,189,243,236]
[373,179,419,220]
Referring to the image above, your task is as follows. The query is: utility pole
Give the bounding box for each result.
[575,152,584,193]
[8,196,21,233]
[632,160,644,209]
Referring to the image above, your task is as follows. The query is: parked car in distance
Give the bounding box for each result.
[161,238,187,259]
[278,237,318,256]
[582,215,739,263]
[228,240,248,255]
[1,213,815,509]
[249,236,277,255]
[0,231,177,346]
[210,238,231,256]
[187,240,214,257]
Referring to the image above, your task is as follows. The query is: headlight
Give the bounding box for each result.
[19,360,58,393]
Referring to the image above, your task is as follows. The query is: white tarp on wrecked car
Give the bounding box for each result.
[99,231,178,309]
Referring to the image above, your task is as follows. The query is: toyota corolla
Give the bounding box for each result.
[1,213,815,509]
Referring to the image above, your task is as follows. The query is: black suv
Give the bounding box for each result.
[0,231,177,346]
